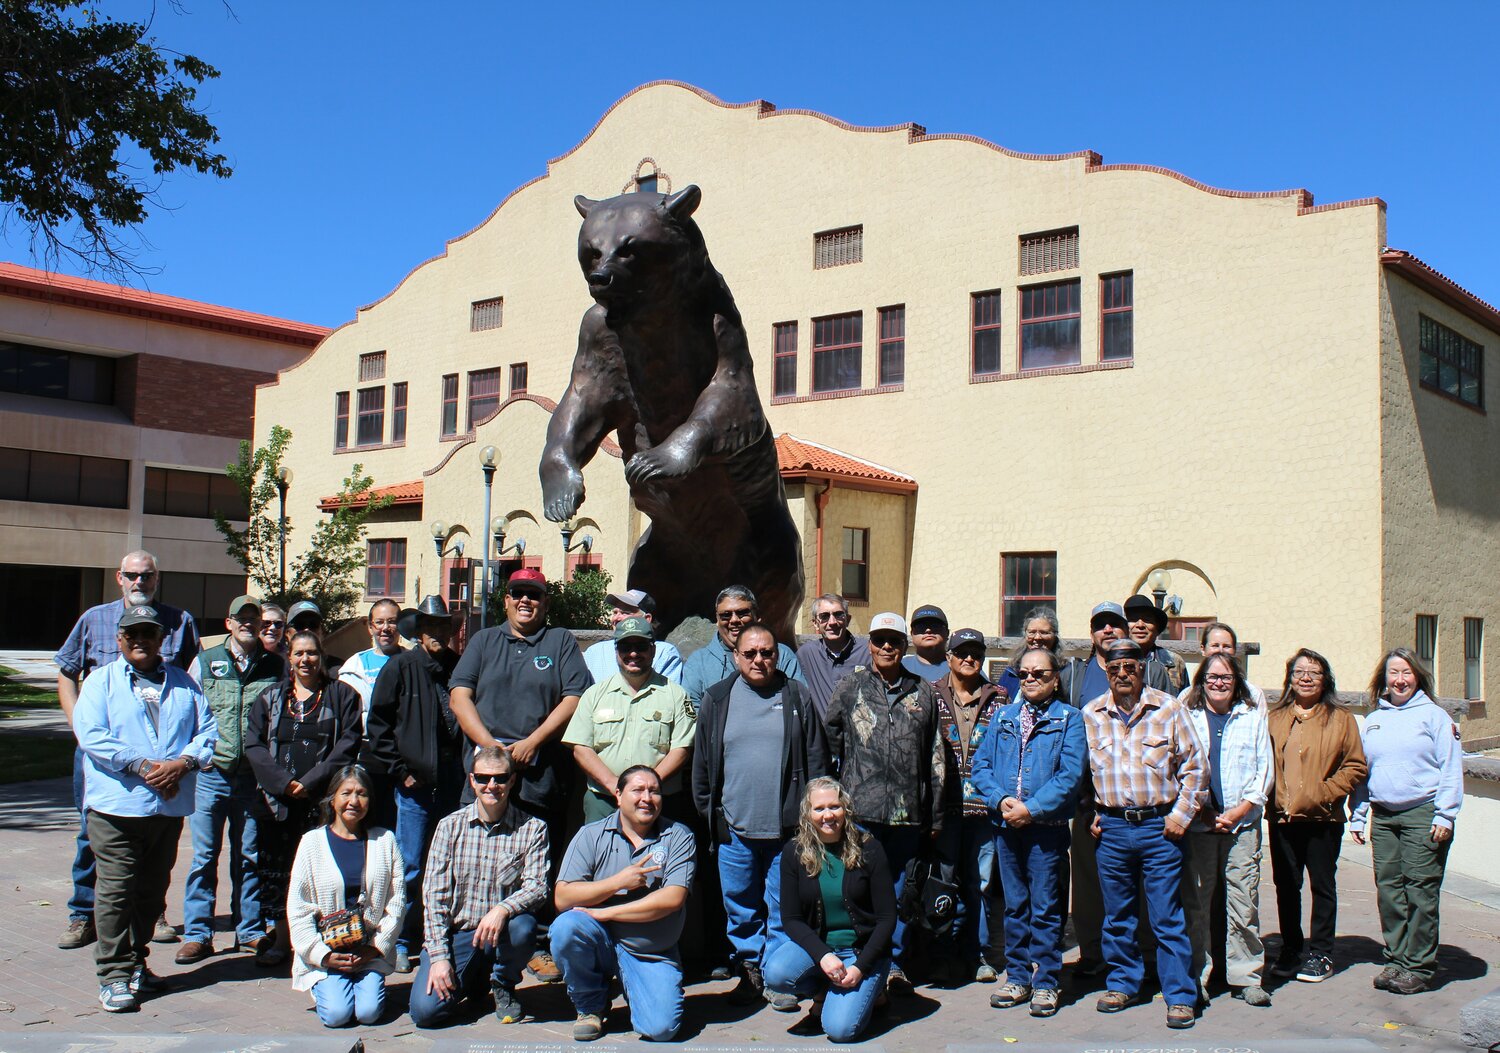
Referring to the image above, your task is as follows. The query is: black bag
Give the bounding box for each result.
[898,852,959,937]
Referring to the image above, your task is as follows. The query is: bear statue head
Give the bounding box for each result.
[574,185,706,314]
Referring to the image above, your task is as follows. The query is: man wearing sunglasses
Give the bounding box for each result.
[565,617,697,822]
[794,593,871,721]
[582,589,684,686]
[56,550,200,952]
[681,585,804,703]
[450,567,592,984]
[410,747,549,1027]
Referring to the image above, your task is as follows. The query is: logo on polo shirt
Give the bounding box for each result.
[533,655,553,671]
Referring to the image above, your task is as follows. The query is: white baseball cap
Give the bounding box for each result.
[868,612,908,637]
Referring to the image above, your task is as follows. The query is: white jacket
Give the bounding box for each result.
[287,825,406,992]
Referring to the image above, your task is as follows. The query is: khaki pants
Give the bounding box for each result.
[1183,826,1264,988]
[87,810,182,984]
[1370,801,1450,982]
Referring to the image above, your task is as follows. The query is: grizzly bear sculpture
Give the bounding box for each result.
[539,185,804,642]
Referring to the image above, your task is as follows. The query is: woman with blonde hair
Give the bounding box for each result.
[763,778,896,1042]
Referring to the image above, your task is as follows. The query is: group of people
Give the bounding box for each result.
[58,550,1466,1041]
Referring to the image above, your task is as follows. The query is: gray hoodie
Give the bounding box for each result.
[1349,691,1463,833]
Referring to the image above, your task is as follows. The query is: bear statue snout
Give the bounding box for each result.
[587,270,611,289]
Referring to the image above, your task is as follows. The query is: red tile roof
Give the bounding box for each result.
[1381,249,1500,335]
[0,261,330,347]
[776,434,917,494]
[318,480,424,512]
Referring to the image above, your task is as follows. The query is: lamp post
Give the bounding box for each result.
[491,516,526,594]
[560,518,594,580]
[275,465,293,596]
[479,445,498,628]
[1146,567,1172,610]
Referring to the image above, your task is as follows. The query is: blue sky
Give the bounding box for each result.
[10,2,1500,327]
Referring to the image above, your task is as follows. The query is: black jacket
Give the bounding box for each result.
[780,832,896,977]
[364,645,461,786]
[692,672,830,845]
[244,677,362,820]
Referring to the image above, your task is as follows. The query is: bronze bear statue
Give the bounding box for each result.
[539,185,804,641]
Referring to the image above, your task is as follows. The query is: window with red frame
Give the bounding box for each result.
[971,291,1002,375]
[567,553,604,581]
[1001,552,1056,636]
[366,539,406,598]
[1100,272,1133,361]
[1020,280,1081,370]
[841,527,869,600]
[773,322,798,397]
[440,374,459,437]
[509,362,528,395]
[878,305,905,386]
[467,368,502,431]
[334,391,350,449]
[391,382,408,444]
[356,387,384,446]
[812,312,862,393]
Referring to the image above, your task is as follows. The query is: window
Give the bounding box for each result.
[471,297,504,332]
[509,363,528,395]
[444,557,472,609]
[0,341,116,405]
[1420,314,1483,408]
[154,572,245,632]
[468,368,502,430]
[878,305,905,386]
[358,351,386,382]
[814,225,863,269]
[1465,618,1483,700]
[812,312,862,393]
[1416,614,1437,666]
[356,387,385,446]
[1100,272,1134,361]
[567,553,604,581]
[1020,280,1081,370]
[144,467,247,521]
[0,447,128,508]
[636,173,658,193]
[1020,227,1079,275]
[440,374,459,437]
[971,290,1003,375]
[334,391,350,450]
[773,322,798,398]
[366,539,407,598]
[391,382,408,444]
[1001,552,1058,636]
[841,527,869,600]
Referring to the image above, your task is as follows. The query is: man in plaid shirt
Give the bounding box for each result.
[409,746,550,1026]
[1082,639,1207,1030]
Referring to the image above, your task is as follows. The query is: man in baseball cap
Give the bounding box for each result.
[903,604,949,681]
[582,589,684,686]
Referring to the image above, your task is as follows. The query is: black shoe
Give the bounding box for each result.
[1269,955,1300,979]
[887,965,914,996]
[492,982,526,1023]
[728,962,763,1006]
[1296,954,1333,983]
[709,963,733,982]
[1387,970,1430,995]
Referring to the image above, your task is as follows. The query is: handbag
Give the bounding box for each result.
[897,851,960,938]
[316,836,369,950]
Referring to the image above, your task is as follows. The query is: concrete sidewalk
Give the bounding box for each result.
[0,775,1492,1051]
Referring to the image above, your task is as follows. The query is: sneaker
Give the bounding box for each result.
[492,982,525,1023]
[886,965,914,997]
[394,947,413,974]
[1095,989,1134,1013]
[1387,970,1430,995]
[527,950,563,984]
[1233,985,1272,1007]
[767,988,801,1012]
[1030,988,1060,1017]
[974,962,999,983]
[151,914,179,943]
[128,965,168,996]
[1373,965,1402,991]
[98,980,137,1013]
[989,982,1032,1008]
[573,1012,605,1041]
[1296,954,1333,983]
[728,961,764,1005]
[1165,1003,1196,1029]
[59,917,96,950]
[1269,955,1300,979]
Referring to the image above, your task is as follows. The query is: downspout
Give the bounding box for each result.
[813,478,834,596]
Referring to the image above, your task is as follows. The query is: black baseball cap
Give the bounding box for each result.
[118,605,164,631]
[910,605,948,628]
[947,628,986,652]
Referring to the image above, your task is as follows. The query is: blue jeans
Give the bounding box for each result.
[182,767,262,944]
[864,823,922,968]
[1095,814,1195,1005]
[717,831,785,968]
[764,943,888,1043]
[936,813,1000,964]
[312,969,384,1027]
[394,769,463,954]
[995,824,1070,989]
[69,747,95,919]
[551,908,683,1041]
[409,915,538,1027]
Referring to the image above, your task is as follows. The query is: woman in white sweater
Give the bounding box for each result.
[288,765,406,1027]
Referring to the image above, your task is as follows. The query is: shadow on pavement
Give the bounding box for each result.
[0,776,76,831]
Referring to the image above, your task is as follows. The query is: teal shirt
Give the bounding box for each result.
[819,848,856,950]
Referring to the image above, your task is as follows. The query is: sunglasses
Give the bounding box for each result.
[1017,669,1056,681]
[1107,662,1142,675]
[814,611,848,622]
[737,647,776,660]
[616,642,653,654]
[869,637,905,651]
[120,570,157,581]
[508,588,544,601]
[716,607,754,621]
[260,621,286,632]
[470,772,513,786]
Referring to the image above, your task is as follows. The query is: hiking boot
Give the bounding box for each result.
[989,982,1032,1008]
[59,917,96,950]
[728,961,764,1005]
[527,950,562,984]
[886,965,914,996]
[1387,970,1430,995]
[492,982,525,1023]
[1373,964,1402,991]
[1233,984,1271,1007]
[151,914,179,943]
[1166,1003,1196,1028]
[1296,954,1333,983]
[99,980,137,1013]
[1030,988,1060,1017]
[573,1012,605,1041]
[1096,989,1135,1013]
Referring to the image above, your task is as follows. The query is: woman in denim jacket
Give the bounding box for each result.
[970,647,1087,1018]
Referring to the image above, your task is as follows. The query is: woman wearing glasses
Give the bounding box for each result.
[970,646,1087,1017]
[1266,649,1366,985]
[1180,654,1273,1007]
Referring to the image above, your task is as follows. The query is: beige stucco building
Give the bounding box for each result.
[253,81,1500,745]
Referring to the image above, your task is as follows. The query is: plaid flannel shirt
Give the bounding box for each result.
[1082,686,1208,828]
[422,802,549,962]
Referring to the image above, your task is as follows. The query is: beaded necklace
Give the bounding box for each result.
[289,682,322,721]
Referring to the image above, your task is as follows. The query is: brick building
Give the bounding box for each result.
[0,263,326,647]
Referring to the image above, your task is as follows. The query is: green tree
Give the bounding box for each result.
[215,425,392,621]
[486,567,614,630]
[0,0,232,271]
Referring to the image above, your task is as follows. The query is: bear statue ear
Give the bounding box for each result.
[574,195,598,218]
[663,184,701,220]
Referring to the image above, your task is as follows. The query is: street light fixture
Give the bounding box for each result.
[430,520,449,562]
[1146,567,1172,610]
[479,446,498,628]
[560,518,594,556]
[274,465,293,596]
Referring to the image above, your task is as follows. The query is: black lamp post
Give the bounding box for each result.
[275,465,293,596]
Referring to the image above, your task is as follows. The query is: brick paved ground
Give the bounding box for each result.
[0,775,1491,1051]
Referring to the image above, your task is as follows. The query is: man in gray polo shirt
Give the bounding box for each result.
[552,766,695,1043]
[794,592,871,721]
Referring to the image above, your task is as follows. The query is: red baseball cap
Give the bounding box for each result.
[507,568,547,590]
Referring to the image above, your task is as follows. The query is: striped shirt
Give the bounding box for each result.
[1082,686,1208,828]
[421,802,550,962]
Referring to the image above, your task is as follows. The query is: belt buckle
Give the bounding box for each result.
[1123,807,1148,823]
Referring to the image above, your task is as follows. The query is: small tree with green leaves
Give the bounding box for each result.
[215,425,392,621]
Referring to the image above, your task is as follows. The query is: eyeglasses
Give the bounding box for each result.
[1291,669,1324,682]
[1017,669,1055,681]
[120,570,157,580]
[869,637,905,651]
[737,647,776,660]
[260,621,286,633]
[814,611,848,622]
[470,772,512,786]
[1106,662,1141,675]
[716,607,754,621]
[1204,675,1235,686]
[508,589,544,601]
[949,651,984,663]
